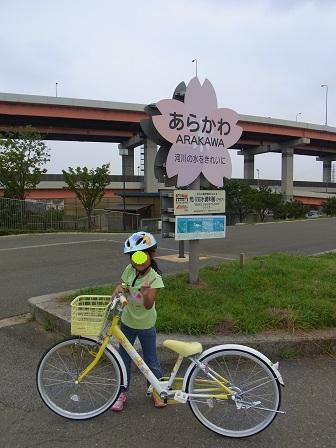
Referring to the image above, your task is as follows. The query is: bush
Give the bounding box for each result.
[286,200,309,219]
[322,197,336,216]
[273,200,308,220]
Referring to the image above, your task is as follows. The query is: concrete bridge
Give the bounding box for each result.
[1,92,336,199]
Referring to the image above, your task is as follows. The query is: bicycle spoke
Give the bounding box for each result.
[186,349,281,437]
[37,338,121,419]
[241,377,277,395]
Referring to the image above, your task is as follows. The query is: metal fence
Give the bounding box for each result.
[140,218,161,233]
[0,197,140,232]
[88,210,140,232]
[0,197,65,231]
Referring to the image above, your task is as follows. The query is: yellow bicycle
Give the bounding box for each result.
[36,294,285,438]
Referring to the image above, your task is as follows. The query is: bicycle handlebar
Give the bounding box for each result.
[109,293,128,312]
[118,294,128,307]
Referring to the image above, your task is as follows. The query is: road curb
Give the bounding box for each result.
[28,291,336,362]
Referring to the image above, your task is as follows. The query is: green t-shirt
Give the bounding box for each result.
[121,264,164,329]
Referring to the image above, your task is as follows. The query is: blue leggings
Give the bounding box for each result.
[119,322,162,391]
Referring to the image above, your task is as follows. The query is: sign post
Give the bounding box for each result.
[189,177,201,283]
[142,77,242,284]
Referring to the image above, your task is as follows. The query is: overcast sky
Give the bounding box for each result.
[1,0,335,181]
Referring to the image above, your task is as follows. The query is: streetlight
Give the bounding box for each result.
[137,165,140,176]
[192,59,198,77]
[321,84,328,126]
[295,112,302,122]
[119,147,128,231]
[55,82,58,97]
[256,168,260,188]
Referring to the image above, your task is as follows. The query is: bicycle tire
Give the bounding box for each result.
[36,337,122,420]
[185,348,281,438]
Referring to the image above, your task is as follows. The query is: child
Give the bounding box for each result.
[111,231,165,412]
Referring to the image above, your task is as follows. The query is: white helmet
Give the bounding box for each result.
[124,231,157,254]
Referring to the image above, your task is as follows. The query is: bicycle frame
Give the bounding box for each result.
[75,314,235,402]
[37,294,284,436]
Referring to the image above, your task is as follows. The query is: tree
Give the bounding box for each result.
[286,200,309,219]
[322,197,336,216]
[250,185,282,222]
[273,200,309,220]
[62,164,111,231]
[223,179,253,223]
[0,126,50,199]
[272,202,288,220]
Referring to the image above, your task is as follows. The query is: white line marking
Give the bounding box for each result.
[157,246,181,252]
[106,238,127,244]
[109,240,235,260]
[0,239,109,252]
[107,240,183,253]
[207,255,237,260]
[0,237,237,261]
[312,249,336,256]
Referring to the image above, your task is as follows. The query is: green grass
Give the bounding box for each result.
[44,318,57,333]
[63,253,336,335]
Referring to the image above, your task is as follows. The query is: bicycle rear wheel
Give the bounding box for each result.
[185,349,281,438]
[37,337,122,420]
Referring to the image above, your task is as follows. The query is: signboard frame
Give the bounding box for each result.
[175,215,226,241]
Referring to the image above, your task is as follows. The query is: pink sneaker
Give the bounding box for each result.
[111,392,126,412]
[153,395,167,408]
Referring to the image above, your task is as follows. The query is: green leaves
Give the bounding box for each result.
[223,178,253,222]
[223,180,282,223]
[273,199,309,220]
[0,126,50,199]
[249,185,282,222]
[62,164,111,230]
[322,197,336,216]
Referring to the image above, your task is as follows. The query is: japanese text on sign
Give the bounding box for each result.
[169,113,230,135]
[174,190,225,215]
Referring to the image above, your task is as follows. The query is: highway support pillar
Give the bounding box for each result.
[123,148,134,176]
[243,154,255,179]
[144,138,159,193]
[281,147,294,202]
[316,156,336,185]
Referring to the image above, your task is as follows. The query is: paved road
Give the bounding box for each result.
[0,321,335,448]
[0,217,335,318]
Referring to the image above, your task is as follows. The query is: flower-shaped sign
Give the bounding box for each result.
[152,77,242,187]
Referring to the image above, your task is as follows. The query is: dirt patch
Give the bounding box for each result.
[193,280,209,289]
[215,317,236,335]
[266,307,298,333]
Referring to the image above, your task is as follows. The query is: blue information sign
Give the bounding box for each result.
[175,215,226,240]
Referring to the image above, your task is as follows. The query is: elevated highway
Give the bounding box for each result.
[1,92,336,198]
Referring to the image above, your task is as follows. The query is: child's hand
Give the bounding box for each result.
[140,283,152,294]
[112,284,127,298]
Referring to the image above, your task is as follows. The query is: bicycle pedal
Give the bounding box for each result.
[146,385,153,396]
[174,391,188,403]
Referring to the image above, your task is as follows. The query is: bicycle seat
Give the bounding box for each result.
[163,339,203,357]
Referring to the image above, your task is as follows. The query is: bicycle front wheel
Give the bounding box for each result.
[37,337,122,420]
[185,349,281,438]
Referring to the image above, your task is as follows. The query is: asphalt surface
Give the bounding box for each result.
[0,217,336,319]
[0,321,335,448]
